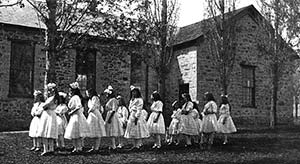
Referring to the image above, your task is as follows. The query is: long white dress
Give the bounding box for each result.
[191,108,203,134]
[105,98,124,137]
[36,96,58,139]
[86,96,106,138]
[168,108,181,135]
[217,104,237,133]
[178,101,198,136]
[55,104,68,136]
[147,101,165,135]
[124,98,150,139]
[117,106,129,130]
[29,102,43,138]
[201,101,218,133]
[64,95,90,139]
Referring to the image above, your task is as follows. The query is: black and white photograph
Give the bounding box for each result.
[0,0,300,163]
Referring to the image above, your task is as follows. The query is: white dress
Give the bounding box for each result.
[147,101,165,134]
[117,106,129,130]
[64,95,90,139]
[178,101,198,136]
[191,108,203,134]
[55,104,68,136]
[36,96,58,139]
[29,102,43,138]
[105,98,124,137]
[86,96,106,137]
[124,98,150,139]
[201,101,218,133]
[217,104,237,133]
[168,109,181,135]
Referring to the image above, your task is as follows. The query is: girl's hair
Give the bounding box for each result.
[49,87,60,104]
[182,93,192,102]
[117,95,126,107]
[205,92,215,102]
[130,88,142,99]
[151,91,162,102]
[58,95,66,105]
[87,88,98,99]
[220,95,231,111]
[193,102,199,110]
[34,93,45,103]
[69,85,84,105]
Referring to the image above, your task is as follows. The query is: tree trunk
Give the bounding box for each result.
[270,64,279,129]
[145,63,149,104]
[44,0,58,90]
[158,0,167,101]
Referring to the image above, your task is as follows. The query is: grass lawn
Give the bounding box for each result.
[1,126,300,164]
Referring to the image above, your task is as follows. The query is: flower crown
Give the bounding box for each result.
[104,85,113,94]
[33,90,42,97]
[47,83,56,89]
[58,92,67,98]
[70,82,80,89]
[130,85,140,91]
[221,94,228,98]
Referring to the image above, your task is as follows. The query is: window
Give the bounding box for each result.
[241,65,255,107]
[9,40,35,98]
[76,49,96,90]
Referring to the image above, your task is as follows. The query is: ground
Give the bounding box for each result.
[1,126,300,164]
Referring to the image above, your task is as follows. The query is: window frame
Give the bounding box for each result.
[8,39,35,98]
[240,64,256,108]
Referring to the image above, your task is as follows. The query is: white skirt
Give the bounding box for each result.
[64,108,91,139]
[147,112,165,134]
[202,114,218,133]
[168,118,179,135]
[29,116,40,138]
[178,114,198,136]
[57,115,67,136]
[36,110,58,139]
[105,111,124,137]
[124,112,149,139]
[87,109,106,137]
[217,115,237,133]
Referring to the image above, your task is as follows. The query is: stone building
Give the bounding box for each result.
[0,4,298,131]
[165,5,299,126]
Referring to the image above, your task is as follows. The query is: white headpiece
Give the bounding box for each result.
[70,82,80,89]
[33,90,42,97]
[221,94,228,98]
[130,85,141,91]
[58,92,67,98]
[47,83,56,89]
[104,85,113,94]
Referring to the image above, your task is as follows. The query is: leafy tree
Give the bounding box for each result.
[257,0,300,128]
[202,0,238,95]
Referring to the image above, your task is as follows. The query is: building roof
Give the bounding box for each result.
[0,1,46,29]
[173,5,258,46]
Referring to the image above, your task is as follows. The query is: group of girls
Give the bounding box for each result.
[167,92,237,149]
[29,82,167,156]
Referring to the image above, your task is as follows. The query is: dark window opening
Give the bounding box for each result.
[241,65,256,107]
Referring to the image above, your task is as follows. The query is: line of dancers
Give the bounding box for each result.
[28,82,236,156]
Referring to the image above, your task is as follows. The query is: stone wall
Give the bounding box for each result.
[0,24,45,131]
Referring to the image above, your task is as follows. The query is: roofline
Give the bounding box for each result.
[0,22,46,31]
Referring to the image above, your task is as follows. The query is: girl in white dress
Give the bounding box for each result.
[217,95,237,144]
[86,88,106,152]
[37,83,59,156]
[116,95,129,148]
[147,91,165,149]
[64,82,90,154]
[178,93,198,147]
[29,90,44,151]
[55,92,68,150]
[201,92,218,150]
[191,102,202,145]
[167,101,181,145]
[104,86,124,150]
[124,86,149,150]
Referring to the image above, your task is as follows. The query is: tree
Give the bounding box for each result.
[131,0,180,101]
[22,0,136,89]
[202,0,238,95]
[257,0,300,128]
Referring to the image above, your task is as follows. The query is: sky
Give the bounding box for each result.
[178,0,261,27]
